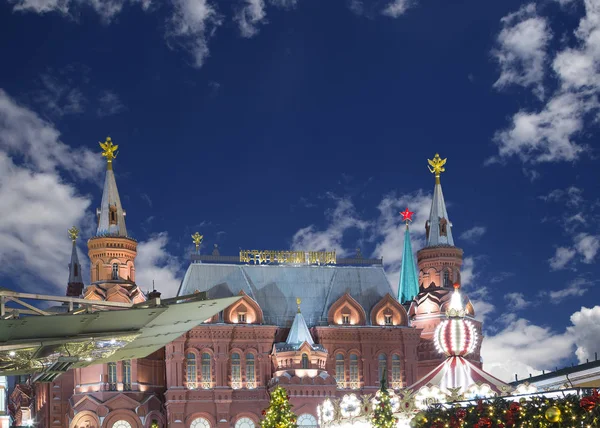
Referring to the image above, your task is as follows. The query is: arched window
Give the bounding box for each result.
[349,354,359,388]
[231,353,241,388]
[122,360,131,390]
[112,263,119,280]
[235,417,255,428]
[107,362,117,390]
[392,354,401,388]
[201,353,211,388]
[95,263,100,282]
[443,270,450,287]
[335,354,345,387]
[112,421,132,428]
[301,353,309,369]
[190,418,211,428]
[457,271,461,285]
[297,414,318,428]
[378,354,387,384]
[187,353,197,389]
[246,353,255,388]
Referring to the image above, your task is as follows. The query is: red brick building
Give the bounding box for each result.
[9,148,481,428]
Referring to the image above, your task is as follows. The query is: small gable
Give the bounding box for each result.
[370,293,408,326]
[223,290,263,324]
[327,292,367,326]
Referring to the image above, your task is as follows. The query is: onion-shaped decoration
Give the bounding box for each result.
[433,318,478,357]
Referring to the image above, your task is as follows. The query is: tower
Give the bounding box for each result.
[85,137,144,303]
[66,226,84,297]
[398,208,419,304]
[408,154,481,378]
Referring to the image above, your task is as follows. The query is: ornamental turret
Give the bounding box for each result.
[66,226,84,297]
[398,208,419,304]
[271,299,334,387]
[424,154,454,247]
[85,138,143,303]
[408,154,481,378]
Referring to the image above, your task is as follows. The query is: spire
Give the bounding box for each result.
[67,226,83,297]
[96,137,128,237]
[398,208,419,304]
[286,298,315,347]
[425,153,454,247]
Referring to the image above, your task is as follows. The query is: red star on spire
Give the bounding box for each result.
[400,208,414,223]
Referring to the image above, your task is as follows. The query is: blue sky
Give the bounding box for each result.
[1,0,599,382]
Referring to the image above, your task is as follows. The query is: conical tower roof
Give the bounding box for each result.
[96,137,127,237]
[398,209,419,304]
[67,226,83,297]
[425,153,454,247]
[286,298,315,347]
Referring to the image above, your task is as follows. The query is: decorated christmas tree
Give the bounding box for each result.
[372,368,397,428]
[261,385,298,428]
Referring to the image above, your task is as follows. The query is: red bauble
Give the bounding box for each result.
[456,409,466,420]
[476,417,492,428]
[498,424,505,428]
[509,402,520,413]
[580,397,596,412]
[261,410,266,416]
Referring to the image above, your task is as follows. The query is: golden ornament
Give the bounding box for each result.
[545,406,561,423]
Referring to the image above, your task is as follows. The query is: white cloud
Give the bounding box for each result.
[471,298,495,324]
[459,226,486,243]
[547,277,590,303]
[492,3,551,98]
[35,72,86,117]
[291,195,370,257]
[549,233,600,270]
[235,0,266,38]
[135,232,184,297]
[574,233,600,263]
[460,256,476,287]
[539,186,584,208]
[0,89,102,180]
[97,90,126,117]
[0,153,92,294]
[382,0,414,17]
[481,317,574,381]
[493,92,590,163]
[505,292,530,310]
[549,246,577,270]
[568,306,600,363]
[492,0,600,164]
[8,0,151,22]
[166,0,223,68]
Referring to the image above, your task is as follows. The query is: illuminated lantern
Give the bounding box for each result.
[433,284,478,357]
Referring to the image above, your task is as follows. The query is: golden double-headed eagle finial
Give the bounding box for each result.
[192,232,203,253]
[296,297,302,313]
[68,226,79,242]
[99,137,118,168]
[427,153,447,183]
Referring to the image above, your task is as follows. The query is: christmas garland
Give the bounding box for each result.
[411,389,600,428]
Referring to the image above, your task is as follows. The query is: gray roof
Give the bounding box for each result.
[178,263,394,327]
[68,240,83,285]
[286,312,314,346]
[426,180,455,247]
[96,166,127,237]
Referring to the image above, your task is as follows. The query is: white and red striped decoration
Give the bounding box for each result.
[433,318,478,357]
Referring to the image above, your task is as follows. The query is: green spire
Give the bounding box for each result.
[398,223,419,304]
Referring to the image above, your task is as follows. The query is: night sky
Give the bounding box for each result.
[1,0,599,382]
